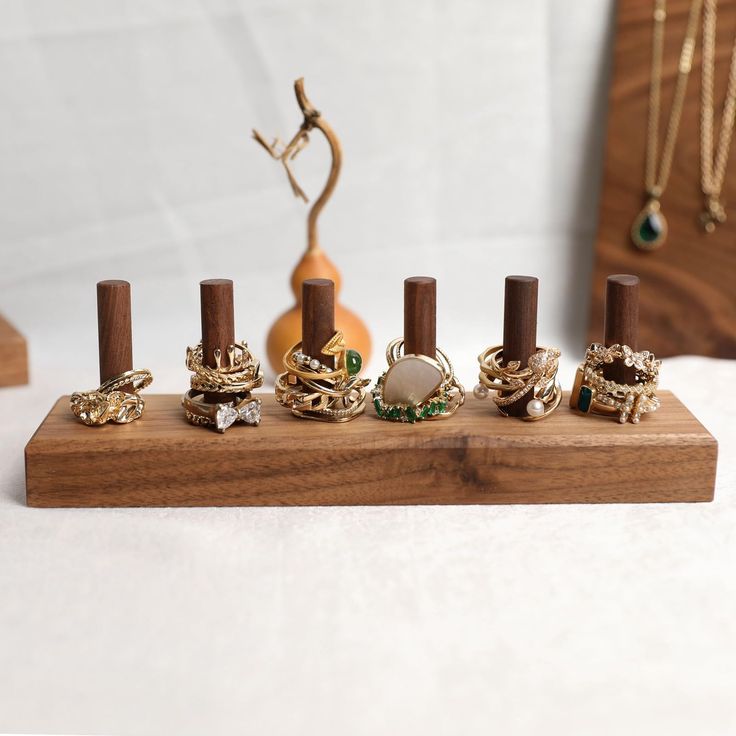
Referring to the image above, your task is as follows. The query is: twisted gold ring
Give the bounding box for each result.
[476,345,562,421]
[186,340,263,394]
[70,368,153,426]
[275,331,369,422]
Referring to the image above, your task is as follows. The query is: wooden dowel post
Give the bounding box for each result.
[201,279,235,403]
[97,280,133,390]
[502,275,538,416]
[302,278,335,369]
[603,274,639,384]
[404,277,436,357]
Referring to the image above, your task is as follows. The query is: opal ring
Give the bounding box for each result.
[372,338,465,422]
[274,331,369,422]
[70,368,153,426]
[570,343,661,424]
[182,390,261,432]
[475,345,562,421]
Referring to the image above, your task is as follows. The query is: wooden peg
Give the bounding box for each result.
[404,276,436,357]
[302,278,336,369]
[502,275,538,417]
[200,279,235,403]
[97,280,133,389]
[603,274,639,384]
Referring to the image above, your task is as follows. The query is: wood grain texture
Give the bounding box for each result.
[590,0,736,358]
[404,276,436,357]
[603,274,639,383]
[302,278,335,369]
[25,391,717,507]
[0,312,28,388]
[97,280,132,386]
[502,275,538,416]
[200,279,234,403]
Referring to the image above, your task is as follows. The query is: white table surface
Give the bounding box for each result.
[1,356,735,735]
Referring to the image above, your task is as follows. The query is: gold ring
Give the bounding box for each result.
[70,368,153,426]
[182,390,261,432]
[371,338,465,422]
[476,345,562,421]
[569,343,661,424]
[99,368,153,394]
[275,331,369,422]
[185,340,263,394]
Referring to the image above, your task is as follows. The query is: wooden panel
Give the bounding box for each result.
[0,312,28,388]
[590,0,736,357]
[25,391,717,507]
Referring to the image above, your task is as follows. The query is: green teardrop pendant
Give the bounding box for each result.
[631,201,667,251]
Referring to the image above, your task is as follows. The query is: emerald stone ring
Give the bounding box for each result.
[476,346,562,421]
[569,343,661,424]
[274,332,369,422]
[372,338,465,423]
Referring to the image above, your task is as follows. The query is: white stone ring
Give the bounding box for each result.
[371,338,465,423]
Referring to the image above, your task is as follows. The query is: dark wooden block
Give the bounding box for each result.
[0,313,28,388]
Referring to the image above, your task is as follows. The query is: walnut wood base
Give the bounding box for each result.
[0,313,28,388]
[25,392,716,507]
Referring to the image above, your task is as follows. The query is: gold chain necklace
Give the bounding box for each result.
[632,0,703,251]
[700,0,736,232]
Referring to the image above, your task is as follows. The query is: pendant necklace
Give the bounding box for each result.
[632,0,703,251]
[699,0,736,232]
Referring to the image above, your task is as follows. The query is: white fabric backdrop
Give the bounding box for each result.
[2,2,736,734]
[0,0,615,390]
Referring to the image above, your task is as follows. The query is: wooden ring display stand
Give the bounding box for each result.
[97,280,133,391]
[404,276,436,358]
[24,276,717,507]
[200,279,236,403]
[302,278,336,370]
[502,275,539,416]
[602,274,640,384]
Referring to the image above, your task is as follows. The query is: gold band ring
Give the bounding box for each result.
[476,345,562,421]
[70,368,153,426]
[186,340,263,394]
[275,332,369,422]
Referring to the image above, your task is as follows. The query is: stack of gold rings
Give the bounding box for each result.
[475,346,562,421]
[182,340,264,432]
[570,343,661,424]
[275,331,369,422]
[70,368,153,426]
[372,338,465,422]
